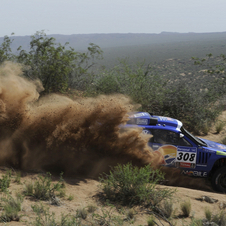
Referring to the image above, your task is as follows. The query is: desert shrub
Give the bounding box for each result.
[180,199,191,217]
[24,182,34,196]
[147,215,156,226]
[67,194,74,201]
[58,189,66,198]
[89,60,166,111]
[32,204,81,226]
[31,203,46,215]
[32,206,56,226]
[92,206,124,226]
[94,73,121,94]
[99,163,174,207]
[160,80,221,134]
[163,199,173,218]
[87,205,97,213]
[212,210,226,226]
[89,60,222,134]
[216,121,225,134]
[126,208,136,221]
[0,194,23,222]
[189,218,202,226]
[76,208,88,220]
[222,137,226,145]
[14,171,21,184]
[24,172,64,201]
[0,170,11,192]
[205,207,212,222]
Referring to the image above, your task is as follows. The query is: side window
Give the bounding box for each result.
[151,129,179,145]
[150,129,192,146]
[178,137,192,147]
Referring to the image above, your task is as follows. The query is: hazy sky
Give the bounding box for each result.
[1,0,226,37]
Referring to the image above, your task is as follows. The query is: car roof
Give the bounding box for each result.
[127,112,183,132]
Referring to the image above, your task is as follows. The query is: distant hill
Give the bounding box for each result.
[1,32,226,67]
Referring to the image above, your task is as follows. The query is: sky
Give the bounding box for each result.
[0,0,226,37]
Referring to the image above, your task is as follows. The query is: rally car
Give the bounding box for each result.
[125,112,226,192]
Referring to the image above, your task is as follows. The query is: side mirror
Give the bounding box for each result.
[180,133,184,138]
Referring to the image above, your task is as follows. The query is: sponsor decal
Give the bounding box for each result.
[216,151,226,156]
[180,162,191,168]
[182,170,207,177]
[156,145,177,166]
[179,162,195,168]
[158,116,174,121]
[137,118,148,125]
[176,147,197,164]
[156,146,197,168]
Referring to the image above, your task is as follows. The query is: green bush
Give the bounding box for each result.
[163,199,173,218]
[159,80,221,134]
[94,73,121,94]
[216,121,225,134]
[99,163,174,207]
[222,137,226,145]
[14,171,21,184]
[0,170,11,192]
[32,204,82,226]
[91,206,124,226]
[24,172,64,201]
[87,205,97,213]
[147,215,156,226]
[205,207,212,222]
[180,199,191,217]
[76,208,88,220]
[212,210,226,226]
[0,194,23,222]
[89,60,222,134]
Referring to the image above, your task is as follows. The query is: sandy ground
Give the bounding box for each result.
[1,169,226,226]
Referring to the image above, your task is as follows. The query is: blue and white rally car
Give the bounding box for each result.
[126,112,226,192]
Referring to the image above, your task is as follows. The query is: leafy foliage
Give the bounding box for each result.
[32,204,82,226]
[89,59,222,133]
[0,170,11,192]
[24,172,64,201]
[0,34,15,63]
[0,194,23,222]
[180,199,191,217]
[17,31,77,93]
[99,163,174,207]
[0,31,102,94]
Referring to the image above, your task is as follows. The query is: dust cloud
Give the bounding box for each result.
[0,62,213,191]
[0,62,162,178]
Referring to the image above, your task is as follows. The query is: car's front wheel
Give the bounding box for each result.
[211,166,226,192]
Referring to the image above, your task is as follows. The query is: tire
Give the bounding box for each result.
[211,166,226,193]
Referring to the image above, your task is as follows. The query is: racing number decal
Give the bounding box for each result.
[177,152,196,162]
[176,149,197,164]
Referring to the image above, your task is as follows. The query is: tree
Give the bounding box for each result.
[17,31,77,93]
[0,34,15,63]
[17,31,103,93]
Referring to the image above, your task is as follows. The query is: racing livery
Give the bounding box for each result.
[126,112,226,192]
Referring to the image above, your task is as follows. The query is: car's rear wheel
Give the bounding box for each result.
[211,166,226,192]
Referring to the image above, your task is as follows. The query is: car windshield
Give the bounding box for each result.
[181,127,207,147]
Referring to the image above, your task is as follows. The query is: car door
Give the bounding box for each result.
[146,129,197,168]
